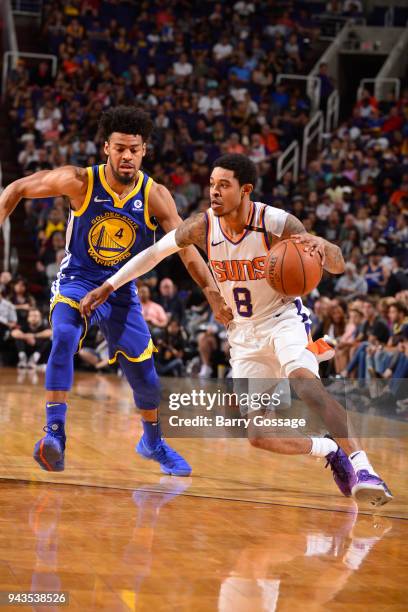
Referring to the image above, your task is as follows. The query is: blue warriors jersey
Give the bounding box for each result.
[59,164,157,286]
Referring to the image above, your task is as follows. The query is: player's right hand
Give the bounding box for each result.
[79,282,114,317]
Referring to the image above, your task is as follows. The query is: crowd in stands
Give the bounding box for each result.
[1,0,407,412]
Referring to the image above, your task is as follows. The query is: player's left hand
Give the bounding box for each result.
[291,233,326,266]
[79,281,114,317]
[206,291,233,326]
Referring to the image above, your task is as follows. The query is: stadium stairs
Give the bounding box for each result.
[0,12,44,286]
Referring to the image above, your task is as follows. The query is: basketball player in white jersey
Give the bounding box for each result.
[80,154,392,506]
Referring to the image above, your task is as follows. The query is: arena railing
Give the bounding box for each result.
[357,77,401,102]
[276,74,322,115]
[326,89,340,133]
[11,0,43,17]
[315,15,366,41]
[0,163,11,272]
[301,111,324,171]
[1,0,18,54]
[2,51,58,101]
[276,141,300,183]
[384,6,394,26]
[276,91,338,183]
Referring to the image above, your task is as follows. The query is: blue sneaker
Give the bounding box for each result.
[33,424,66,472]
[136,436,192,476]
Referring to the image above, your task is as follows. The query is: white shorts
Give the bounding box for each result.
[227,300,319,379]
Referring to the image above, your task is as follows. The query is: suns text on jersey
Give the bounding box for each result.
[210,257,266,282]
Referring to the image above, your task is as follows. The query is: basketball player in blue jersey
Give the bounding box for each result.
[81,154,392,506]
[0,106,232,476]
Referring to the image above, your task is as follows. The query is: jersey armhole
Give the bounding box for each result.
[205,210,211,257]
[72,167,93,217]
[144,177,158,231]
[260,205,271,251]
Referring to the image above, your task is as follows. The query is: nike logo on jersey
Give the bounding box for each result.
[94,196,111,202]
[211,239,225,247]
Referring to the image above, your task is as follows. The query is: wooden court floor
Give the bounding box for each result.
[0,367,407,611]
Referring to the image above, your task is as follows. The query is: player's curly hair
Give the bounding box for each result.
[99,106,154,142]
[212,154,257,187]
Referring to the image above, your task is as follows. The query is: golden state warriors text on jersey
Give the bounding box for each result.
[57,164,157,285]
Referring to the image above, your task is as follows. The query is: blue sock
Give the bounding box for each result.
[46,402,67,435]
[142,419,162,448]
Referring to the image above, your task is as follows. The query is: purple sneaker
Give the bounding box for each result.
[351,470,393,506]
[325,446,356,497]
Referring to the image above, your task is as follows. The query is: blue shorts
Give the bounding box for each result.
[50,277,155,364]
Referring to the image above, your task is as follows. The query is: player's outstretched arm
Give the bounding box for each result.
[149,183,232,324]
[0,166,88,226]
[79,214,216,315]
[281,214,345,274]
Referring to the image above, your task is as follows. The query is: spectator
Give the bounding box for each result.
[157,278,185,323]
[334,263,368,299]
[388,302,408,335]
[173,53,193,79]
[213,36,233,62]
[40,208,65,240]
[139,284,168,330]
[78,330,109,371]
[0,287,18,362]
[334,307,365,373]
[198,89,223,116]
[362,253,387,295]
[11,307,52,369]
[344,298,390,379]
[154,318,186,377]
[0,271,12,296]
[9,278,36,325]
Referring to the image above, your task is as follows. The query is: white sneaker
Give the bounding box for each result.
[28,352,41,369]
[198,364,212,378]
[17,352,28,369]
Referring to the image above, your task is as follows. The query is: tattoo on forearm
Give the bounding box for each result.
[281,214,306,238]
[175,213,207,251]
[323,241,345,274]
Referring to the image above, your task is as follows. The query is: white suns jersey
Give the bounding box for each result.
[206,201,292,322]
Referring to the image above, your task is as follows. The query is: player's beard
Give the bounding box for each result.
[110,159,137,185]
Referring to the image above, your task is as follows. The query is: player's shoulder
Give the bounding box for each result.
[149,180,168,198]
[58,164,89,180]
[51,165,90,192]
[255,201,288,218]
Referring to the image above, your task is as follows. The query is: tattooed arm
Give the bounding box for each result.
[147,185,232,324]
[278,213,345,275]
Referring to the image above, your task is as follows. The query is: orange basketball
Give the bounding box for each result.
[264,239,323,297]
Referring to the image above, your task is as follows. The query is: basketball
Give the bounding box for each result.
[264,239,323,297]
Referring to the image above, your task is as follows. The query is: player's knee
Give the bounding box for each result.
[283,349,319,379]
[50,322,81,363]
[120,357,161,409]
[198,332,216,350]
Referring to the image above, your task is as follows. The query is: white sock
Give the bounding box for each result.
[310,437,338,457]
[349,451,379,477]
